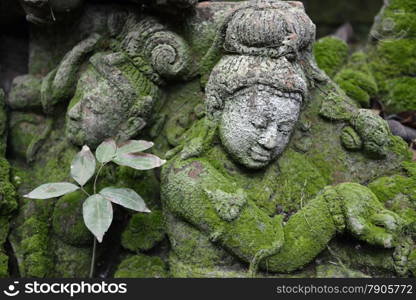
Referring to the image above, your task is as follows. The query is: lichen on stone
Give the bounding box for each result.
[121,210,165,252]
[114,254,168,278]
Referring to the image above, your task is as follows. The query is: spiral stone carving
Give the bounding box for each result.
[121,16,193,83]
[146,31,193,80]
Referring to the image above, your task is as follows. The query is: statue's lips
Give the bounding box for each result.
[250,147,271,162]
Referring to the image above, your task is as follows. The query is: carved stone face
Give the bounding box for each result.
[66,52,157,148]
[66,65,129,147]
[20,0,85,24]
[219,84,301,169]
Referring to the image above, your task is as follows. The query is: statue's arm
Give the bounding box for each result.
[7,34,102,112]
[264,183,404,273]
[163,159,405,273]
[162,158,285,269]
[41,33,102,113]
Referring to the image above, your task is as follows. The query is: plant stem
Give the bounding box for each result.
[93,163,105,195]
[89,163,105,279]
[80,186,91,197]
[89,237,97,278]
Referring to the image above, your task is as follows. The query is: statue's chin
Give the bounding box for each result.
[238,157,272,170]
[66,125,85,147]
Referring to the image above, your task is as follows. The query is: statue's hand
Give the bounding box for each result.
[336,183,403,248]
[349,109,391,157]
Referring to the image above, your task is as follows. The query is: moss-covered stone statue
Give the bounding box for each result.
[8,8,193,148]
[5,3,193,277]
[161,0,416,277]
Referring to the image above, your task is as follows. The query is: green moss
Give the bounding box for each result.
[160,74,414,277]
[369,175,415,203]
[381,0,416,38]
[367,0,416,113]
[318,85,356,121]
[0,89,6,156]
[335,69,378,107]
[8,112,49,160]
[385,77,416,112]
[313,37,349,78]
[368,38,416,112]
[52,191,92,247]
[409,250,416,277]
[272,150,330,213]
[402,161,416,177]
[121,210,165,252]
[151,80,205,158]
[0,217,10,278]
[371,39,416,80]
[0,252,8,277]
[19,217,53,277]
[114,254,168,278]
[350,109,391,158]
[368,164,416,224]
[27,140,77,190]
[162,146,343,274]
[388,136,413,161]
[331,52,378,108]
[51,239,90,278]
[0,158,18,215]
[115,166,161,210]
[341,126,363,150]
[316,263,370,278]
[328,240,397,276]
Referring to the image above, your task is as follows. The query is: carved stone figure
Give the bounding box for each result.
[8,9,193,148]
[19,0,85,24]
[161,0,415,277]
[5,3,194,277]
[1,0,416,279]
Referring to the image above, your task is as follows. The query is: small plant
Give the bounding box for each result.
[24,139,166,277]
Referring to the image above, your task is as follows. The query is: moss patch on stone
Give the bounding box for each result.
[0,157,18,215]
[52,191,92,247]
[313,37,349,78]
[114,254,168,278]
[121,210,165,252]
[51,239,90,278]
[17,217,53,278]
[365,0,416,112]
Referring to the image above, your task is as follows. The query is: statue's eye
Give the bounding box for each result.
[278,124,292,135]
[83,98,104,115]
[251,119,267,129]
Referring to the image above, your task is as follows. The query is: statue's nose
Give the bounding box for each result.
[258,125,279,150]
[67,102,81,121]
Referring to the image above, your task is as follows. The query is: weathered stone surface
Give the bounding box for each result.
[161,0,415,278]
[0,0,415,279]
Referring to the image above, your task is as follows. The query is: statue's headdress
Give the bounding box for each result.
[201,0,326,87]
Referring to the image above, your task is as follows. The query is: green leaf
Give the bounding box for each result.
[82,194,113,243]
[96,139,117,164]
[71,145,96,186]
[116,140,154,155]
[113,152,166,170]
[24,182,79,199]
[100,187,150,212]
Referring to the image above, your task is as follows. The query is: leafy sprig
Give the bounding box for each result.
[24,138,166,277]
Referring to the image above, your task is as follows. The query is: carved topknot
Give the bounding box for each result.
[223,0,316,59]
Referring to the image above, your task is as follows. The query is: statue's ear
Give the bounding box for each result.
[116,95,155,142]
[116,117,146,143]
